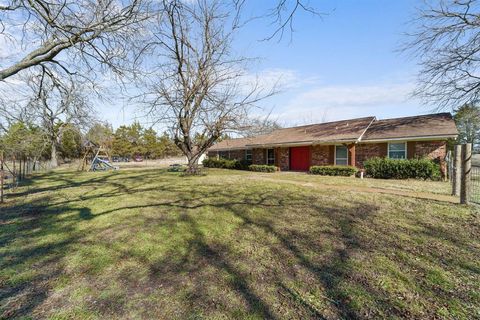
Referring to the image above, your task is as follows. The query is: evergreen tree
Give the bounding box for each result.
[454,103,480,149]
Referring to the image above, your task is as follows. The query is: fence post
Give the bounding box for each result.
[12,155,16,189]
[452,145,462,196]
[460,143,472,204]
[1,151,4,204]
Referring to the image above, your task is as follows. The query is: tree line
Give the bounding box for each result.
[0,121,181,164]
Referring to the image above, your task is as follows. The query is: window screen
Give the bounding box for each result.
[388,143,406,159]
[335,145,348,165]
[267,149,275,165]
[245,149,252,161]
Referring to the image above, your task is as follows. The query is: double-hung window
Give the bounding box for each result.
[335,145,348,165]
[266,149,275,165]
[388,142,406,159]
[245,149,252,162]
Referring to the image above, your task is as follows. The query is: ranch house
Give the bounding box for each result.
[206,113,458,174]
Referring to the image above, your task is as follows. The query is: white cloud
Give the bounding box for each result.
[269,82,421,125]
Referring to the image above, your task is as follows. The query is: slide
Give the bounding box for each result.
[90,157,119,171]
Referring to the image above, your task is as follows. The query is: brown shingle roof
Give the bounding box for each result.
[209,117,375,150]
[208,113,458,151]
[208,137,256,151]
[361,113,458,141]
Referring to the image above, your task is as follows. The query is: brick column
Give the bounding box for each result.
[348,144,356,167]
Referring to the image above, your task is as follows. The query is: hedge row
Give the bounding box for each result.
[202,158,251,170]
[364,157,440,180]
[309,165,357,176]
[248,164,278,172]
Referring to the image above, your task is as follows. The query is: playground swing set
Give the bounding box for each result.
[79,142,119,172]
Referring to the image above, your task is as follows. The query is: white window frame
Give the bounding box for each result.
[266,148,275,165]
[245,149,252,161]
[334,145,348,166]
[388,142,407,159]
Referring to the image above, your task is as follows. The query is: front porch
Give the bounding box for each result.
[251,144,357,171]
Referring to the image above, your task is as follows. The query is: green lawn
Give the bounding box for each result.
[0,168,479,319]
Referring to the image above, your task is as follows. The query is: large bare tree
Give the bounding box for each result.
[0,0,152,82]
[26,71,93,167]
[142,0,274,174]
[406,0,480,109]
[0,0,317,82]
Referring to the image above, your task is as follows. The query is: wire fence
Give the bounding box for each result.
[0,157,54,203]
[469,165,480,204]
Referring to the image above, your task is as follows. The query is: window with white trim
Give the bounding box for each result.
[266,148,275,165]
[335,145,348,165]
[245,149,252,161]
[388,142,406,159]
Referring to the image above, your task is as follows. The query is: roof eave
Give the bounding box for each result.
[361,134,458,143]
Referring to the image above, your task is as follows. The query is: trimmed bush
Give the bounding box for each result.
[309,165,357,176]
[364,157,441,180]
[167,164,186,172]
[248,164,278,172]
[202,157,251,170]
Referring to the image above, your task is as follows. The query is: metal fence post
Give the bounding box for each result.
[452,145,462,196]
[460,143,472,204]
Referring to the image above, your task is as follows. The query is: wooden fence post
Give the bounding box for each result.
[452,145,462,196]
[460,143,472,204]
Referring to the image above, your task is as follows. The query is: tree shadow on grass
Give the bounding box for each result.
[0,195,94,318]
[1,171,479,319]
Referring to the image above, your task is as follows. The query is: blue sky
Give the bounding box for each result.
[103,0,433,129]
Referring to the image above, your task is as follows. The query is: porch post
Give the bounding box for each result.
[348,144,356,167]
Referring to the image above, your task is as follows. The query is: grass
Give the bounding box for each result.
[0,168,479,319]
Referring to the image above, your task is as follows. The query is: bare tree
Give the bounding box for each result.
[405,0,480,109]
[237,114,282,137]
[26,72,93,167]
[0,0,154,83]
[142,0,274,174]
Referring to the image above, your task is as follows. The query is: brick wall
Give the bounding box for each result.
[252,148,265,165]
[414,141,446,160]
[207,149,245,160]
[355,143,388,168]
[207,151,217,158]
[275,147,289,170]
[228,149,246,161]
[311,145,331,166]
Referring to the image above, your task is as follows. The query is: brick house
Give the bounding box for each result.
[206,113,458,174]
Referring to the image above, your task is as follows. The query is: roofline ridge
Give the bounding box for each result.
[375,112,452,122]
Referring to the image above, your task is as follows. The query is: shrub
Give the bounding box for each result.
[167,164,186,172]
[202,157,251,170]
[364,157,441,180]
[309,165,357,176]
[248,164,278,172]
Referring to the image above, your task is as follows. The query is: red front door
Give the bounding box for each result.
[290,146,310,171]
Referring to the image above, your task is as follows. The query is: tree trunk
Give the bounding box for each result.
[186,153,201,175]
[51,142,58,168]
